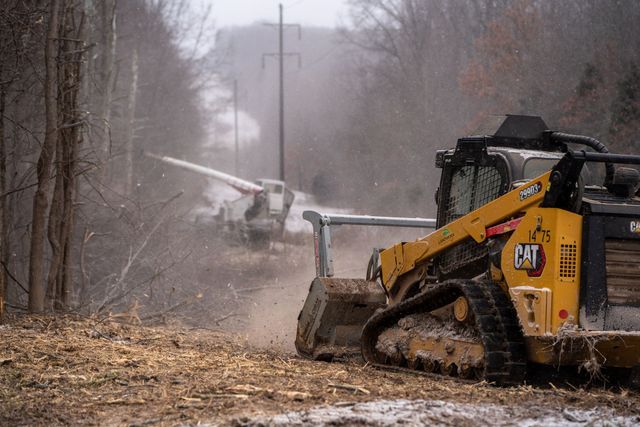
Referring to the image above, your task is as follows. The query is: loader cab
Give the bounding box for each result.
[433,115,579,221]
[433,141,600,280]
[432,115,574,279]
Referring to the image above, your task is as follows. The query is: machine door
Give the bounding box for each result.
[436,154,510,279]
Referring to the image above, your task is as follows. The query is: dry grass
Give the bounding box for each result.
[1,314,639,426]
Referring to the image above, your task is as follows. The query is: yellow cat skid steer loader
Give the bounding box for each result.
[297,115,640,385]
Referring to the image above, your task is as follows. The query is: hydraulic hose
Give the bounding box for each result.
[550,131,615,185]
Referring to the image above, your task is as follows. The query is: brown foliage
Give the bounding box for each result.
[458,0,542,113]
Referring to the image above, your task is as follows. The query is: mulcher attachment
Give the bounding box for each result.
[295,277,387,361]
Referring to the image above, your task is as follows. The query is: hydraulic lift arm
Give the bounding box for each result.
[379,171,552,294]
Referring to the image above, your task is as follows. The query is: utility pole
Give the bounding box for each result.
[233,79,239,176]
[278,4,284,183]
[263,4,301,182]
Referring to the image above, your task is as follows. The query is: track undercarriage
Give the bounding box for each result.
[361,280,527,385]
[374,312,484,378]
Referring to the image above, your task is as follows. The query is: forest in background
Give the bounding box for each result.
[220,0,640,217]
[0,0,639,317]
[0,0,218,318]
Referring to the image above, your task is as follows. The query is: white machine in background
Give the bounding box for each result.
[145,152,295,245]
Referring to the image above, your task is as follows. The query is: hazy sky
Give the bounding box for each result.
[209,0,350,28]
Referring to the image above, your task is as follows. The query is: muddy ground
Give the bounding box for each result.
[1,315,640,426]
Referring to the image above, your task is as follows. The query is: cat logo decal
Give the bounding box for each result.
[514,243,546,277]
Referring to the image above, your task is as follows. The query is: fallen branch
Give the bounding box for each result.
[235,285,285,293]
[140,300,188,322]
[4,302,27,311]
[327,382,370,395]
[214,312,237,326]
[1,260,28,294]
[92,251,190,313]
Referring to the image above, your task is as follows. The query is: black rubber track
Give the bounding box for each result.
[361,280,527,386]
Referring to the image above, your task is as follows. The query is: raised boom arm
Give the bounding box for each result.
[145,152,264,195]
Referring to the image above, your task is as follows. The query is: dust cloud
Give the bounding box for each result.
[242,253,315,352]
[237,224,436,353]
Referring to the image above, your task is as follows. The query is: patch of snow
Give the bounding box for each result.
[238,399,640,427]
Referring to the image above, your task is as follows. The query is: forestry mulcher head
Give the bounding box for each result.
[295,277,386,361]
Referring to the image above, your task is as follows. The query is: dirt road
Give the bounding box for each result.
[1,315,639,426]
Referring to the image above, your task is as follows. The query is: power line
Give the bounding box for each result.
[284,0,307,9]
[285,44,340,76]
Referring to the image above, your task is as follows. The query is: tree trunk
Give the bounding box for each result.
[61,131,77,307]
[46,138,64,307]
[28,0,61,313]
[0,88,6,319]
[45,0,84,310]
[125,48,138,195]
[99,0,117,172]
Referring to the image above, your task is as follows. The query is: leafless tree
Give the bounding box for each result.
[28,0,62,312]
[0,0,217,319]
